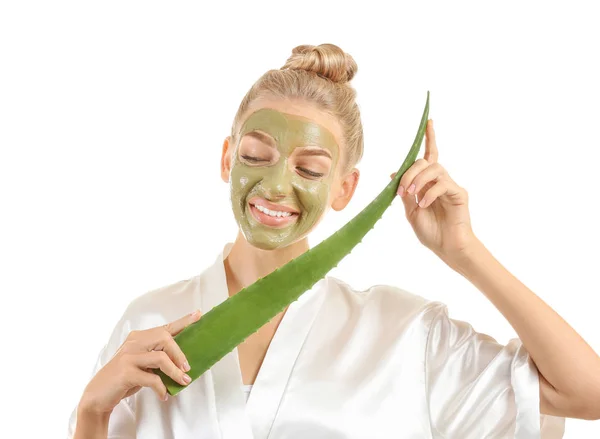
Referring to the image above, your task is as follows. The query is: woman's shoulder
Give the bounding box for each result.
[105,275,204,345]
[126,275,202,316]
[323,275,448,322]
[120,247,230,327]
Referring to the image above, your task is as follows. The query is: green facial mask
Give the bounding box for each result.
[229,108,340,250]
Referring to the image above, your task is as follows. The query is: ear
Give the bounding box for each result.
[221,136,233,183]
[331,167,360,211]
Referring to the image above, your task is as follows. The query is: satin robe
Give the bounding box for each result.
[67,243,566,438]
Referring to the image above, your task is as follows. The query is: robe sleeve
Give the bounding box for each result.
[67,312,137,439]
[424,303,566,438]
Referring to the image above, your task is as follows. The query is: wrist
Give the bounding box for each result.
[444,238,489,277]
[77,396,113,423]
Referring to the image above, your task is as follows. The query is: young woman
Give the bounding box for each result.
[69,43,599,438]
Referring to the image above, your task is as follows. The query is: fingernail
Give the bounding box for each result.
[419,198,427,208]
[191,310,201,319]
[398,186,405,196]
[182,361,190,372]
[163,393,169,401]
[183,374,191,384]
[408,184,416,194]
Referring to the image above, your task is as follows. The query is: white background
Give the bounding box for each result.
[1,1,599,437]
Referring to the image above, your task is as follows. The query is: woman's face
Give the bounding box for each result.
[223,98,357,250]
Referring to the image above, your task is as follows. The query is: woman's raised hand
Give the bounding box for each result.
[391,120,479,267]
[78,310,202,416]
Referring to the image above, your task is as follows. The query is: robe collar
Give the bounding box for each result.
[200,243,329,439]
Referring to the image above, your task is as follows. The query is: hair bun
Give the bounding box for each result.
[281,43,358,84]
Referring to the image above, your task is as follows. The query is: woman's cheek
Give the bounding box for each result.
[295,178,331,216]
[231,164,256,195]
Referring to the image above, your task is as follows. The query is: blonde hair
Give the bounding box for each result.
[230,43,364,176]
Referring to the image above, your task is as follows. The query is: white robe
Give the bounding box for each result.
[67,243,566,438]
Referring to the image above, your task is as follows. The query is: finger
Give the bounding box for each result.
[163,309,202,337]
[146,326,191,373]
[425,119,438,163]
[416,180,436,204]
[135,350,191,387]
[163,331,192,373]
[417,180,448,208]
[397,159,430,197]
[130,367,170,402]
[420,177,464,208]
[406,163,446,200]
[400,182,419,218]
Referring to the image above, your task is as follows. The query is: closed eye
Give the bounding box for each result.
[241,155,268,163]
[297,167,324,178]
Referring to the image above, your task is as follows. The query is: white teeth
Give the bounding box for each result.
[254,204,292,218]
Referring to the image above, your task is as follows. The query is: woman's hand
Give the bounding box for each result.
[391,120,479,265]
[78,310,202,416]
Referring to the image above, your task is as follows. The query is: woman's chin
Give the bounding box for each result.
[241,229,307,252]
[246,234,291,251]
[233,208,319,252]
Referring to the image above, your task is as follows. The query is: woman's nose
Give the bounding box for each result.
[261,163,294,199]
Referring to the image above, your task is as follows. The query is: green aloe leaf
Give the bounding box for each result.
[157,91,430,395]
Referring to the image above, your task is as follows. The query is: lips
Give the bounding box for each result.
[247,197,300,228]
[248,197,300,214]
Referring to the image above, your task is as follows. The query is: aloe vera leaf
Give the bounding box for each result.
[158,91,430,395]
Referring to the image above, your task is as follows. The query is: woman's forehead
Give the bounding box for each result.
[241,98,344,143]
[239,108,340,157]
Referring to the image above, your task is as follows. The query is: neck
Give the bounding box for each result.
[224,230,309,297]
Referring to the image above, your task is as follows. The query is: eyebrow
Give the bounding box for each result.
[295,148,333,159]
[245,130,277,148]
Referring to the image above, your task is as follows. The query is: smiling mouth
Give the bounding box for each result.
[247,200,300,228]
